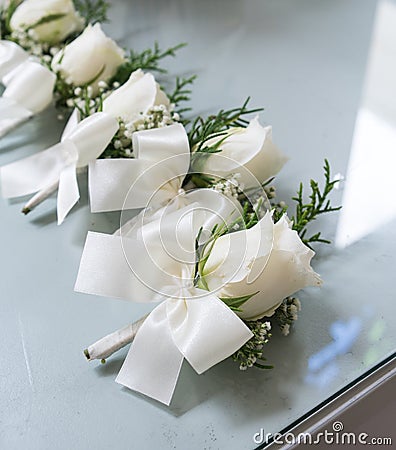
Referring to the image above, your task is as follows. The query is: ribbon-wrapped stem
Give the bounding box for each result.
[84,314,149,362]
[22,180,59,215]
[20,166,87,215]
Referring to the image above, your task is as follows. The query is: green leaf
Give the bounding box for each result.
[30,13,67,28]
[254,362,274,370]
[168,75,196,113]
[219,291,259,312]
[4,0,19,33]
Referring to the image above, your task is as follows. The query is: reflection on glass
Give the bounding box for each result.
[336,0,396,248]
[305,318,362,388]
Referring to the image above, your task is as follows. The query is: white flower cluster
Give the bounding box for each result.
[101,104,178,159]
[128,104,178,133]
[57,79,114,113]
[211,173,244,199]
[9,29,59,60]
[264,183,276,200]
[274,297,301,336]
[233,320,272,371]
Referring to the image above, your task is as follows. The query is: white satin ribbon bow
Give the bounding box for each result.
[0,58,56,137]
[1,112,119,224]
[75,199,253,405]
[88,122,191,212]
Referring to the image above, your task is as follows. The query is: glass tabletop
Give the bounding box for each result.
[1,1,395,449]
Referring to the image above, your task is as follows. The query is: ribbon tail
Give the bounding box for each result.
[0,97,32,138]
[75,232,137,300]
[115,302,184,405]
[57,163,80,225]
[167,291,254,374]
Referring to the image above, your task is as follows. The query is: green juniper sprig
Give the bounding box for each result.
[186,98,263,187]
[256,161,341,247]
[73,0,109,25]
[167,75,197,125]
[290,159,341,247]
[188,97,263,152]
[110,42,187,86]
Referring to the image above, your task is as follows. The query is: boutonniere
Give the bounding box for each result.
[75,193,322,405]
[0,68,178,223]
[74,118,340,405]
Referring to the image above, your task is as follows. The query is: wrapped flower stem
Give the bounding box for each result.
[22,179,59,214]
[84,314,148,362]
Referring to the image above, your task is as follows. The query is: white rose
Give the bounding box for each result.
[192,117,288,187]
[103,69,170,124]
[10,0,84,44]
[203,214,322,320]
[51,23,125,93]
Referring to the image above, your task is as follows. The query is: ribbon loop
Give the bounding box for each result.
[0,40,29,85]
[0,60,56,137]
[1,112,119,223]
[3,60,56,114]
[64,112,120,166]
[88,123,191,212]
[166,290,253,374]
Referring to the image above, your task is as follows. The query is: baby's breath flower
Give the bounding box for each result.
[232,320,272,371]
[211,173,244,199]
[274,297,301,336]
[50,47,60,56]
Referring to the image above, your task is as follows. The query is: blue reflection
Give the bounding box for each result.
[305,363,339,389]
[305,318,362,387]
